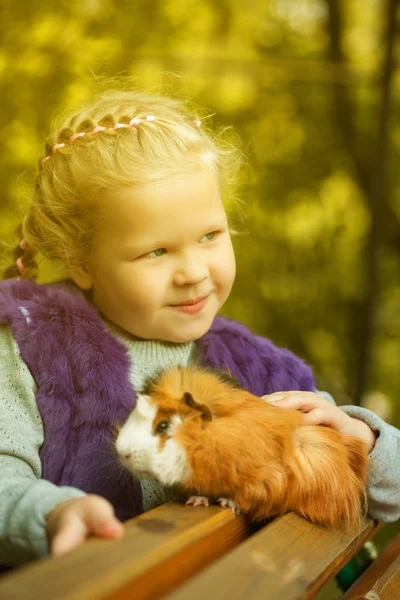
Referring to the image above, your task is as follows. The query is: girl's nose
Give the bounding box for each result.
[173,254,208,287]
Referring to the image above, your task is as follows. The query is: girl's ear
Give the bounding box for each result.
[68,264,94,290]
[183,392,212,422]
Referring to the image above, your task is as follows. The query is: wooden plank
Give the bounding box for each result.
[342,531,400,599]
[164,513,378,600]
[0,503,249,600]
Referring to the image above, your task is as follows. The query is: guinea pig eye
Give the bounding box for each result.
[156,420,169,434]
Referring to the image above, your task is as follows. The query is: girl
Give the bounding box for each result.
[0,89,399,567]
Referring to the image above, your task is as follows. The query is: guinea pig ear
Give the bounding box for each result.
[183,392,212,422]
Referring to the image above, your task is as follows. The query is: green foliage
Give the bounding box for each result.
[0,0,398,421]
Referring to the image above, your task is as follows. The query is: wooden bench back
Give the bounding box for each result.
[164,512,377,600]
[0,504,380,600]
[342,531,400,600]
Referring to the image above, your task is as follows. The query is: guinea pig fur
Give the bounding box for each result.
[116,366,368,532]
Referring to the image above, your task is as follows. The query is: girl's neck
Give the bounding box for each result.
[101,314,194,346]
[100,315,198,393]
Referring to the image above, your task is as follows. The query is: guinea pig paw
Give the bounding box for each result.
[217,498,241,516]
[186,495,210,507]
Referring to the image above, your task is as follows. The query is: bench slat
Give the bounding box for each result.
[342,531,400,599]
[164,513,377,600]
[0,503,248,600]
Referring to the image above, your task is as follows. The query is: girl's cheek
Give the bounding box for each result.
[139,268,171,296]
[220,247,236,282]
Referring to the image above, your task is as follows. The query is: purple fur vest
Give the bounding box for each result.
[0,279,315,521]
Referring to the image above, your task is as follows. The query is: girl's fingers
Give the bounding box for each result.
[262,392,358,437]
[267,392,326,413]
[98,521,124,538]
[50,497,123,557]
[82,498,123,538]
[263,392,287,400]
[262,391,298,403]
[51,513,88,556]
[302,407,351,433]
[264,391,297,398]
[301,408,334,427]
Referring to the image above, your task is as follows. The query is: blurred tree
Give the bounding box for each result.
[324,0,400,405]
[0,0,399,420]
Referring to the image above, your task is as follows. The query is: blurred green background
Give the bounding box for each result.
[0,1,399,596]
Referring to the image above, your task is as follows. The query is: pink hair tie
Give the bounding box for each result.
[129,118,142,127]
[16,257,26,275]
[146,115,155,123]
[91,126,106,135]
[41,156,50,166]
[113,123,128,130]
[69,132,86,144]
[194,119,201,128]
[20,239,28,250]
[52,143,65,153]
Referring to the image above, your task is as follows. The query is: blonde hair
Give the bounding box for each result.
[3,89,241,280]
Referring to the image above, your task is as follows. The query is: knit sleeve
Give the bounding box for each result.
[317,390,400,523]
[0,327,85,565]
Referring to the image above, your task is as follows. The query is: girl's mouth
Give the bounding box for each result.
[170,296,209,314]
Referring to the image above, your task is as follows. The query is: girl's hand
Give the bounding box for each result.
[262,391,376,454]
[46,494,124,557]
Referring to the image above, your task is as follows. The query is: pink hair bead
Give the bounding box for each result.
[16,257,26,275]
[20,239,28,250]
[113,123,128,130]
[146,115,155,122]
[91,126,106,135]
[52,143,65,153]
[69,132,86,144]
[194,119,201,127]
[129,118,142,127]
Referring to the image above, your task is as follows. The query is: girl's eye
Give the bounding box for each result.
[146,248,166,258]
[201,231,216,242]
[156,420,169,434]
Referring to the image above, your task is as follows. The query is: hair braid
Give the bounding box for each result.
[2,225,38,280]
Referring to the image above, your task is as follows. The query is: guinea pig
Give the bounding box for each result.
[116,366,368,532]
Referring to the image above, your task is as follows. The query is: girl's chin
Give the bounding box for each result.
[162,321,215,343]
[114,312,217,343]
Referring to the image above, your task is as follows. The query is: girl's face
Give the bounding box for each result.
[73,169,236,342]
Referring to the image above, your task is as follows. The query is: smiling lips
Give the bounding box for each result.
[170,295,209,314]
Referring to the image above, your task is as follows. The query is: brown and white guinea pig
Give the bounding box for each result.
[116,366,368,532]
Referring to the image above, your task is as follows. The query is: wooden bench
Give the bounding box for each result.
[0,502,394,600]
[341,530,400,599]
